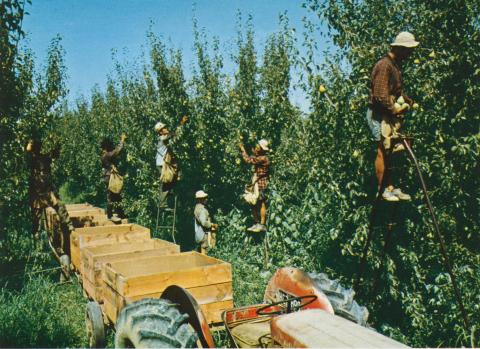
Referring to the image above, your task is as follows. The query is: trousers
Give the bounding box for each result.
[157,166,175,208]
[31,191,73,255]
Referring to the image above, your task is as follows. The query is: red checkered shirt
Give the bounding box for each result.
[242,151,270,191]
[369,54,412,121]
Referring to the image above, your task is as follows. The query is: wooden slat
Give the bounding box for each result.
[103,252,232,297]
[118,263,232,297]
[102,251,233,326]
[200,300,234,324]
[74,224,143,236]
[70,224,150,272]
[46,204,107,231]
[65,203,93,210]
[72,229,151,273]
[81,218,116,227]
[68,208,105,217]
[118,282,233,305]
[82,241,180,303]
[82,239,179,282]
[102,282,233,325]
[102,282,119,309]
[105,251,225,277]
[180,283,233,304]
[82,276,102,301]
[102,297,118,324]
[86,245,180,286]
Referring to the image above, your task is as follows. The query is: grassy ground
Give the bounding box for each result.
[0,222,265,347]
[0,276,87,347]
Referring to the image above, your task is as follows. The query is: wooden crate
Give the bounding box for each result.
[70,224,150,273]
[67,207,105,217]
[65,203,93,210]
[81,239,180,302]
[103,252,233,324]
[74,216,116,228]
[83,276,97,300]
[46,205,110,230]
[67,207,107,227]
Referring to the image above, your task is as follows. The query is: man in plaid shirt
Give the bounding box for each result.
[239,139,270,232]
[366,31,419,202]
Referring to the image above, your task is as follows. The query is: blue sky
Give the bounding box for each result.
[22,1,328,110]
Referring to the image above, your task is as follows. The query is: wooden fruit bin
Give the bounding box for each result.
[65,204,104,218]
[46,205,112,231]
[68,207,109,227]
[102,252,233,325]
[65,203,94,210]
[70,224,150,273]
[81,239,180,302]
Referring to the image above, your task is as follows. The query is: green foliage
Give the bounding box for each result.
[0,0,29,239]
[0,277,87,348]
[297,0,480,345]
[1,2,479,348]
[0,0,29,121]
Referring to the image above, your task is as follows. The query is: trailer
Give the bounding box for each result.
[47,203,233,348]
[47,203,408,348]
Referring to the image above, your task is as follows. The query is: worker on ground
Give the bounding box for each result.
[239,139,270,232]
[194,190,218,255]
[366,31,419,202]
[155,115,188,209]
[26,138,73,256]
[101,134,127,221]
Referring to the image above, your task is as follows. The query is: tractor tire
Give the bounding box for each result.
[308,272,369,326]
[114,298,198,348]
[85,301,106,348]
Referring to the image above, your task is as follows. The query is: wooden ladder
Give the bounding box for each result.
[155,195,178,243]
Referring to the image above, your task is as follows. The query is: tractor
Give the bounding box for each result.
[113,267,407,348]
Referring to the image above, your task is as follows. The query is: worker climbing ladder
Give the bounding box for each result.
[354,136,470,332]
[155,195,177,243]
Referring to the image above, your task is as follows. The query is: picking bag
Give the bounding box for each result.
[108,165,124,193]
[243,174,259,205]
[160,152,178,184]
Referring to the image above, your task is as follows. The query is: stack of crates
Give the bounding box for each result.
[59,203,233,327]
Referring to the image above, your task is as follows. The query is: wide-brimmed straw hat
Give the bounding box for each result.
[391,31,419,48]
[154,122,166,132]
[195,190,208,199]
[258,139,270,151]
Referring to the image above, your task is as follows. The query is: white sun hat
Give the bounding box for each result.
[258,139,270,151]
[154,121,166,132]
[391,31,419,48]
[195,190,208,199]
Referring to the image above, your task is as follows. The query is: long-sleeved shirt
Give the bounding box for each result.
[28,148,59,198]
[194,203,213,243]
[101,141,123,180]
[369,55,412,121]
[241,150,270,191]
[156,125,184,167]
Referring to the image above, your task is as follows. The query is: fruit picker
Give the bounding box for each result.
[194,190,218,255]
[238,139,271,233]
[101,133,127,221]
[26,137,74,257]
[154,115,188,209]
[365,31,419,202]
